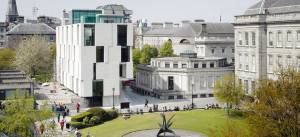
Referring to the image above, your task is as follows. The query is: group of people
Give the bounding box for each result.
[205,103,219,110]
[52,101,70,115]
[39,120,85,137]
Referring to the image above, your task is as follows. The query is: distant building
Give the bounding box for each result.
[234,0,300,94]
[0,70,33,100]
[0,23,6,49]
[56,6,133,107]
[132,51,234,99]
[135,20,235,64]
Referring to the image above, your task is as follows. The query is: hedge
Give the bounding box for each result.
[106,109,118,120]
[87,107,107,121]
[70,122,86,129]
[71,112,92,122]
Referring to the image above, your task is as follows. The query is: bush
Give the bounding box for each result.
[83,116,89,124]
[89,116,102,126]
[70,122,86,129]
[87,107,107,121]
[106,109,118,120]
[71,112,92,122]
[231,110,246,117]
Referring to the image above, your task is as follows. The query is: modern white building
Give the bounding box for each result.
[234,0,300,94]
[56,6,133,107]
[132,51,234,99]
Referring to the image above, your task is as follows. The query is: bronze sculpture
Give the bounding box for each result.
[157,113,176,137]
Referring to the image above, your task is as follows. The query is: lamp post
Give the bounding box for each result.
[112,88,115,109]
[192,84,194,109]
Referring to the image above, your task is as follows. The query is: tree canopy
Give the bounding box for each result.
[14,35,52,78]
[158,41,174,57]
[213,74,246,115]
[140,44,155,64]
[0,48,15,70]
[50,43,56,60]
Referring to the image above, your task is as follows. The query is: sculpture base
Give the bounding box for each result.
[123,129,207,137]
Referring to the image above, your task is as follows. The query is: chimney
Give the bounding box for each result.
[201,23,207,35]
[174,23,179,28]
[164,22,173,29]
[37,16,46,23]
[17,16,24,23]
[194,19,205,23]
[181,20,190,27]
[151,22,163,29]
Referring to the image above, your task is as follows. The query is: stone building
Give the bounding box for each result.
[0,70,33,100]
[132,51,234,99]
[56,6,133,107]
[135,20,235,64]
[0,23,6,49]
[234,0,300,94]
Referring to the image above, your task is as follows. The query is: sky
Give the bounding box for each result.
[0,0,259,24]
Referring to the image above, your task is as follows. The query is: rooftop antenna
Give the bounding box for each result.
[32,6,38,16]
[259,0,266,14]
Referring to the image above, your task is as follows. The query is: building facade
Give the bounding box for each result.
[135,20,235,64]
[234,0,300,94]
[56,7,133,107]
[0,23,6,49]
[133,51,234,99]
[0,70,33,100]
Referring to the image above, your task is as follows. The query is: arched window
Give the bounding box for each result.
[180,39,190,44]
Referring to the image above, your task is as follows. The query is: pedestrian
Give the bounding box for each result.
[86,132,91,137]
[76,103,80,113]
[60,120,64,131]
[140,108,143,115]
[64,104,67,110]
[39,124,44,134]
[66,107,70,115]
[75,128,81,137]
[51,119,55,130]
[63,111,67,121]
[144,99,148,107]
[55,105,57,112]
[57,113,60,122]
[54,101,56,106]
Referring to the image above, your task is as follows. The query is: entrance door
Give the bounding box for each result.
[168,76,174,90]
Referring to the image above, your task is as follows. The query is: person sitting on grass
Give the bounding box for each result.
[183,105,186,111]
[140,108,143,115]
[148,107,153,113]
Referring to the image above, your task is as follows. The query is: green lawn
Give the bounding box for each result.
[79,109,246,137]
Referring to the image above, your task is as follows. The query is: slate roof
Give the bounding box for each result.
[143,28,177,36]
[7,23,55,35]
[244,0,300,15]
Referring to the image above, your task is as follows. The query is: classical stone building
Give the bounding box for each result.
[135,20,235,64]
[234,0,300,94]
[0,23,6,49]
[56,5,133,107]
[132,51,234,99]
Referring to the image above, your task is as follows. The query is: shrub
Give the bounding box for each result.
[89,116,102,126]
[106,109,118,120]
[87,107,107,121]
[231,110,246,117]
[71,112,92,122]
[70,122,86,129]
[83,116,89,124]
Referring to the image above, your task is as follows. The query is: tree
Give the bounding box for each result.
[140,44,155,64]
[14,35,52,78]
[213,74,246,116]
[158,41,174,57]
[133,49,142,78]
[0,48,15,70]
[244,68,300,137]
[50,43,56,60]
[0,89,54,137]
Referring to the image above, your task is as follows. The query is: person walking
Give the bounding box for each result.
[145,99,148,107]
[63,111,67,121]
[76,103,80,113]
[51,119,55,130]
[57,113,60,122]
[39,124,44,134]
[60,120,64,131]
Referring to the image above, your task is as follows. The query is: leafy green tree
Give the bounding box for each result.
[133,49,142,65]
[158,41,174,57]
[153,47,158,57]
[0,48,15,70]
[244,68,300,137]
[140,44,155,64]
[14,35,52,78]
[213,74,246,116]
[50,43,56,60]
[0,89,54,137]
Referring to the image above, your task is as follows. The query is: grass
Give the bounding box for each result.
[79,109,247,137]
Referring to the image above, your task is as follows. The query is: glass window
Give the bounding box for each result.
[222,49,225,53]
[245,32,249,45]
[96,46,104,62]
[232,49,234,53]
[252,32,256,46]
[202,63,206,68]
[92,80,103,106]
[287,32,292,47]
[245,55,249,71]
[121,46,130,62]
[165,62,170,68]
[278,56,283,71]
[173,63,178,68]
[168,76,174,90]
[210,62,214,68]
[244,80,249,93]
[182,64,187,68]
[238,32,242,45]
[211,49,215,54]
[269,32,273,46]
[239,54,243,70]
[269,55,273,72]
[278,32,282,47]
[287,56,292,66]
[84,25,95,46]
[118,25,127,46]
[252,55,256,72]
[50,36,54,42]
[297,32,300,48]
[71,10,102,24]
[194,63,199,68]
